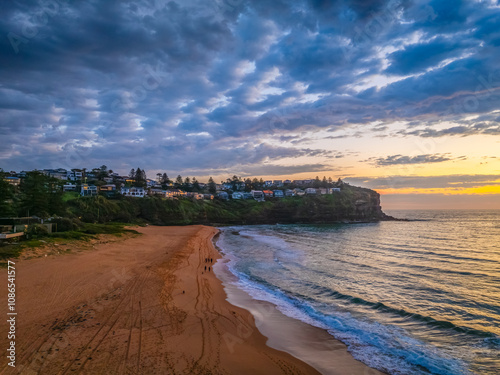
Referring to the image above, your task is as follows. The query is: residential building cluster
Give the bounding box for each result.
[2,167,344,202]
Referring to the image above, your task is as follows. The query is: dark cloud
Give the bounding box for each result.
[385,38,467,75]
[0,0,499,174]
[366,153,454,166]
[400,122,500,137]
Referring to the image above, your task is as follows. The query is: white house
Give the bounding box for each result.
[121,187,146,197]
[305,188,317,195]
[43,168,68,180]
[293,188,305,196]
[68,170,83,181]
[251,190,264,201]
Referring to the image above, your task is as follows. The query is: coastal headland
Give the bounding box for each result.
[0,226,383,374]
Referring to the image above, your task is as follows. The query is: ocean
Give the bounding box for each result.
[215,210,500,375]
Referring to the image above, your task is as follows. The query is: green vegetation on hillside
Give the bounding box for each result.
[63,184,384,226]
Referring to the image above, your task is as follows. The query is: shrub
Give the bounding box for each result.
[25,224,49,239]
[49,217,82,232]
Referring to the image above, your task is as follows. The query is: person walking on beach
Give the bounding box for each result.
[208,266,211,272]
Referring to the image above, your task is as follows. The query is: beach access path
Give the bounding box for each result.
[0,225,321,374]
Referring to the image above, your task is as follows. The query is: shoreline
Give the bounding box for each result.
[0,225,321,374]
[212,232,386,375]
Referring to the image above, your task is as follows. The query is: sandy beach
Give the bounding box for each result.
[0,225,382,374]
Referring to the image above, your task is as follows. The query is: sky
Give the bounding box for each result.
[0,0,499,209]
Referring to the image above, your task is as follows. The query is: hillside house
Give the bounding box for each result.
[81,184,98,196]
[165,189,186,198]
[100,184,116,192]
[149,188,165,197]
[232,192,243,200]
[186,192,204,200]
[4,177,20,186]
[251,190,264,201]
[263,190,274,198]
[273,190,284,198]
[293,189,305,196]
[68,170,83,181]
[43,168,68,180]
[121,187,145,197]
[217,192,229,200]
[63,184,77,192]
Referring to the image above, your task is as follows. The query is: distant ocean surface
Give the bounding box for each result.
[216,210,500,375]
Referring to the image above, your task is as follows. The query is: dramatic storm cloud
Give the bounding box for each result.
[0,0,499,207]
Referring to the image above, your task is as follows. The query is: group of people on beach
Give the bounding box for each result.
[204,257,213,272]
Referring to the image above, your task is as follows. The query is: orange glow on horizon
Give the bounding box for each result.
[378,185,500,195]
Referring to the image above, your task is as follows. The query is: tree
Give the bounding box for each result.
[244,178,252,192]
[208,177,216,194]
[98,165,108,180]
[0,174,15,217]
[129,168,136,179]
[313,176,321,188]
[18,171,64,218]
[161,173,170,189]
[156,173,162,183]
[321,176,328,188]
[134,168,147,187]
[175,175,183,188]
[162,173,169,183]
[183,177,191,192]
[192,177,200,191]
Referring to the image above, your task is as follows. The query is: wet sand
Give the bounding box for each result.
[214,257,386,375]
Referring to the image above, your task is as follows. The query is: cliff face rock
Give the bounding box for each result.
[347,185,384,221]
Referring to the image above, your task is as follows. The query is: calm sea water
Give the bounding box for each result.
[216,210,500,375]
